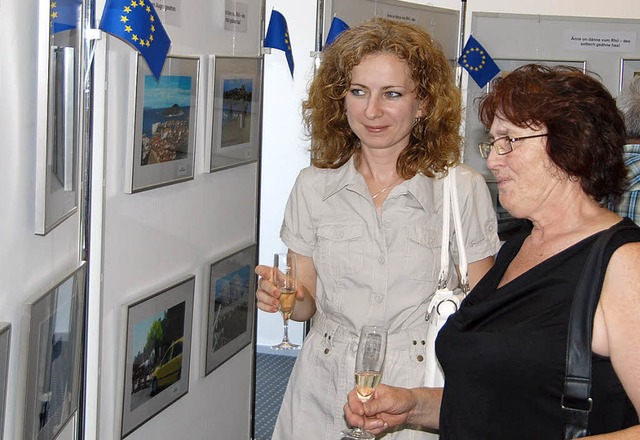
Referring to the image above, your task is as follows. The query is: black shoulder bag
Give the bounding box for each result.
[562,223,640,439]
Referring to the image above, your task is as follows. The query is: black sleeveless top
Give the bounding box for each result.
[436,218,639,439]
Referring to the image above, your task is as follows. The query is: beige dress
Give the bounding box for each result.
[274,158,501,440]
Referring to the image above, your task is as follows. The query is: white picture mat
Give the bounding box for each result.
[22,263,86,440]
[34,1,80,234]
[620,58,640,92]
[120,275,195,438]
[207,55,262,172]
[126,55,200,193]
[204,243,257,376]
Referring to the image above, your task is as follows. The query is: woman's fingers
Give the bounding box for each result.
[255,265,279,312]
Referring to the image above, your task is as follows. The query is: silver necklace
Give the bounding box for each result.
[371,178,402,199]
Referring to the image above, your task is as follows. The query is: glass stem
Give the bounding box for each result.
[282,317,290,343]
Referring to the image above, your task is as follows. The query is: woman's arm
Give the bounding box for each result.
[466,255,494,289]
[255,250,317,322]
[589,242,640,438]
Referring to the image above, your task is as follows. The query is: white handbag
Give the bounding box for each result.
[424,167,469,388]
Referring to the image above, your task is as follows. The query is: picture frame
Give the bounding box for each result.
[207,56,263,173]
[126,55,200,193]
[34,0,83,234]
[327,0,460,60]
[619,58,640,93]
[22,263,87,440]
[120,275,195,438]
[0,322,10,439]
[204,243,257,375]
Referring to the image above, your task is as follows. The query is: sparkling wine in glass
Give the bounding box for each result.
[271,252,300,350]
[342,325,388,439]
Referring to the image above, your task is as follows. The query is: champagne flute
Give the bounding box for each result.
[271,252,300,350]
[342,325,388,439]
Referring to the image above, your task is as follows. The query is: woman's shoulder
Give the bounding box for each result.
[608,221,640,257]
[411,164,489,198]
[598,220,640,282]
[455,163,489,187]
[292,164,354,202]
[296,164,347,184]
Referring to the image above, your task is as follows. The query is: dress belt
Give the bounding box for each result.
[311,314,430,350]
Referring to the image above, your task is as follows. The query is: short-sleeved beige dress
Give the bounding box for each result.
[274,158,501,440]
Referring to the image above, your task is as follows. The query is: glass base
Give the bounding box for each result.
[341,428,375,439]
[271,340,300,350]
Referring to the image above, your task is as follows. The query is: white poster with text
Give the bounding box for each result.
[563,30,637,53]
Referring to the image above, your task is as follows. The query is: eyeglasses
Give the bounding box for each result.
[478,133,548,159]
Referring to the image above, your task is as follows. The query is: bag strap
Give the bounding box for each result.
[437,167,469,292]
[437,171,452,288]
[562,222,640,438]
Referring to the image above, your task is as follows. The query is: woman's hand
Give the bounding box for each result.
[254,264,307,314]
[254,264,280,313]
[255,251,317,321]
[344,383,442,434]
[344,384,414,435]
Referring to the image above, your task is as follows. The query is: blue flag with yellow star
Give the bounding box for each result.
[324,16,349,48]
[51,0,81,34]
[99,0,171,80]
[458,35,500,89]
[264,9,294,77]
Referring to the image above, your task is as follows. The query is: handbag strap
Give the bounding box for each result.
[562,222,640,438]
[437,167,469,292]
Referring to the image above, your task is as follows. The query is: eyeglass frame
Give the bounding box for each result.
[478,133,548,159]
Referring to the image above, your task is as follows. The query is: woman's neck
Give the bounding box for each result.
[355,149,400,182]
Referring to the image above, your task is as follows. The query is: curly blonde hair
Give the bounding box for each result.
[303,17,462,178]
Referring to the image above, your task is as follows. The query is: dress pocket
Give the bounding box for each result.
[405,222,440,282]
[314,222,365,278]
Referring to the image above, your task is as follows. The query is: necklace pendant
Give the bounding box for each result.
[371,177,402,199]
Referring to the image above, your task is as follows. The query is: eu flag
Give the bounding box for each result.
[324,16,349,48]
[264,9,294,77]
[458,35,500,89]
[99,0,171,80]
[51,0,81,34]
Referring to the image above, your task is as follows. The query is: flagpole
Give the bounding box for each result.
[456,0,468,89]
[315,0,325,52]
[311,0,325,71]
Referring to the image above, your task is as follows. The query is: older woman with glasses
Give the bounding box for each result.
[345,64,640,439]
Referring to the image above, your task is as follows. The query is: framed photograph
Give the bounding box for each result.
[619,58,640,93]
[207,56,262,172]
[23,263,86,440]
[126,55,200,193]
[0,322,10,438]
[34,0,83,234]
[204,244,257,375]
[121,275,195,438]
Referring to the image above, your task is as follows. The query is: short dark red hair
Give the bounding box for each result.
[478,64,627,206]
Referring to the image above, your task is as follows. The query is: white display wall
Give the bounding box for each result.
[94,0,264,438]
